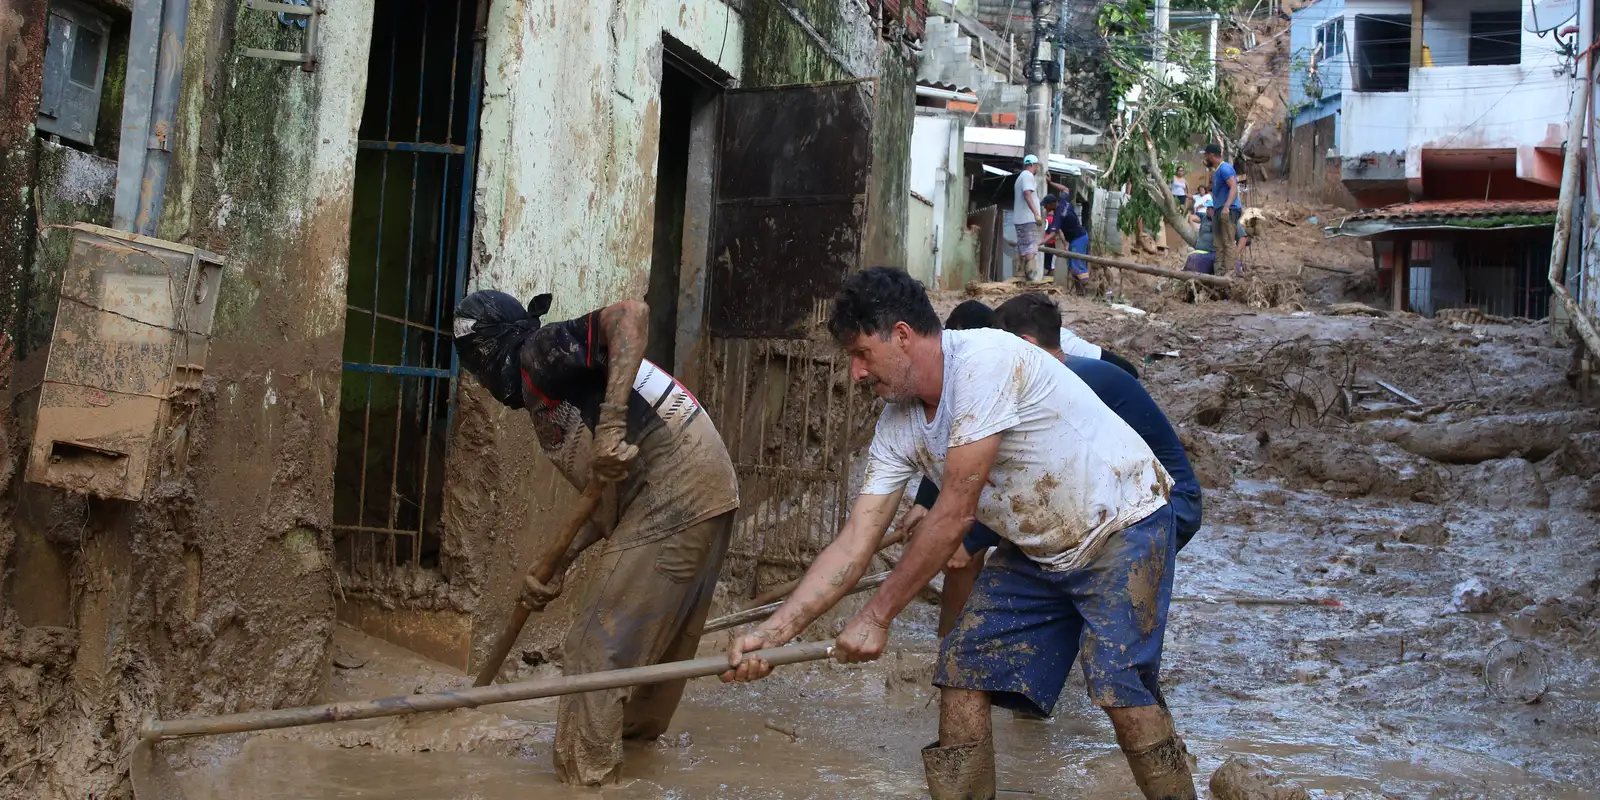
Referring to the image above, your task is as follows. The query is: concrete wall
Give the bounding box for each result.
[1338,0,1573,173]
[906,193,937,284]
[1342,90,1409,156]
[0,0,48,338]
[1,0,371,792]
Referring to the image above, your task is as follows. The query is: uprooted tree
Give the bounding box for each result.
[1097,0,1239,247]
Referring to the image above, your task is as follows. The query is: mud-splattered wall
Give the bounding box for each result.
[448,0,914,674]
[0,0,47,335]
[0,0,371,793]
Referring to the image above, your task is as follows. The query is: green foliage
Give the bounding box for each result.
[1287,51,1322,118]
[1175,0,1244,12]
[1096,1,1239,235]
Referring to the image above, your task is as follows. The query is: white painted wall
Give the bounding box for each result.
[910,117,953,200]
[1342,91,1410,155]
[1338,0,1576,168]
[1408,0,1572,178]
[471,0,744,321]
[1421,0,1519,67]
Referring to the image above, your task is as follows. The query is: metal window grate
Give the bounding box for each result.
[333,0,483,586]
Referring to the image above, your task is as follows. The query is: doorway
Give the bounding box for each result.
[646,41,724,378]
[334,0,482,585]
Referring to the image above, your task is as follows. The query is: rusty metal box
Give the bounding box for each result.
[20,223,224,500]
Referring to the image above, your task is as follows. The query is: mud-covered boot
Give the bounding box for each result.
[921,738,996,800]
[1122,735,1198,800]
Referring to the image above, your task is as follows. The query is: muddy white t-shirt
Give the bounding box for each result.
[861,329,1171,571]
[1059,327,1101,360]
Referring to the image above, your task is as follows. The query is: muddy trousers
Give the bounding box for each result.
[552,512,733,786]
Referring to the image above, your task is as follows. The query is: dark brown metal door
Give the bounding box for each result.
[702,80,880,600]
[707,80,874,338]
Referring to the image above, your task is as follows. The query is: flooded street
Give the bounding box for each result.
[171,298,1600,799]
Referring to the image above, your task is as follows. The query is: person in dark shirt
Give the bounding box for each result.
[914,295,1202,641]
[944,299,1139,378]
[1047,190,1091,288]
[453,290,739,786]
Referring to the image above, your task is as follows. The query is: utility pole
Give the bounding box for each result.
[1154,0,1170,74]
[1026,0,1059,169]
[1049,2,1068,153]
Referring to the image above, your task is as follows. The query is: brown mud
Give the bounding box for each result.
[172,286,1599,799]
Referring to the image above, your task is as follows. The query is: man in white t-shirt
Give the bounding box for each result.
[1013,155,1045,283]
[722,268,1196,800]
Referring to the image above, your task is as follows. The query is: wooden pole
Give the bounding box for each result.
[141,642,836,742]
[1548,55,1600,360]
[742,528,907,610]
[708,571,891,635]
[1039,245,1236,289]
[474,481,605,687]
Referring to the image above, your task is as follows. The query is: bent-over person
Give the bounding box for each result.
[453,290,738,786]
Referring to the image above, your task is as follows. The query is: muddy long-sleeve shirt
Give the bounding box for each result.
[518,311,738,545]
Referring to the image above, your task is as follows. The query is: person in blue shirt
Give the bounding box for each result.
[913,293,1203,642]
[1042,192,1091,288]
[1204,143,1242,279]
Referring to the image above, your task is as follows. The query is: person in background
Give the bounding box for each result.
[943,300,1137,377]
[1013,155,1046,283]
[1046,189,1091,292]
[1040,195,1060,277]
[1184,197,1246,277]
[1170,165,1190,213]
[1203,143,1242,279]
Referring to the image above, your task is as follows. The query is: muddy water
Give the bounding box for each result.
[177,309,1600,798]
[178,467,1600,799]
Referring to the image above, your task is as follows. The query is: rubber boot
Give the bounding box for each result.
[921,738,996,800]
[1122,735,1198,800]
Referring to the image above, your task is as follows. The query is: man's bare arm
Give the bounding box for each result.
[1224,175,1239,212]
[753,490,903,642]
[857,434,1000,627]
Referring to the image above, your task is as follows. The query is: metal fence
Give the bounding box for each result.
[700,334,876,599]
[333,0,483,586]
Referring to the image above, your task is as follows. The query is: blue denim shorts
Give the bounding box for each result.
[935,504,1176,716]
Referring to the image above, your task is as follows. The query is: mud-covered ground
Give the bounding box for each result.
[169,287,1598,798]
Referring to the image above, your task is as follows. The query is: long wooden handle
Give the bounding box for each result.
[474,481,606,687]
[742,528,908,610]
[1040,245,1236,289]
[706,570,891,635]
[142,641,836,742]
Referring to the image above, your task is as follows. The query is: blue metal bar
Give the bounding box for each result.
[357,140,465,154]
[389,0,431,545]
[448,0,489,433]
[444,0,463,144]
[343,362,452,378]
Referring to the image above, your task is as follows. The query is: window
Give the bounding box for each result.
[1315,18,1345,58]
[36,0,111,147]
[1353,14,1411,92]
[1469,10,1521,66]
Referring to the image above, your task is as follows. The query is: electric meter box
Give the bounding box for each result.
[17,223,224,501]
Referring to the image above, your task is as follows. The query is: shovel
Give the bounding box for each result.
[475,480,606,686]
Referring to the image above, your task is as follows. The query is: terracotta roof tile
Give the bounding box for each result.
[1346,199,1559,223]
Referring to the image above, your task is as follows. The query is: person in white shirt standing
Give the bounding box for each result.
[722,268,1197,800]
[1170,165,1190,213]
[1013,155,1046,283]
